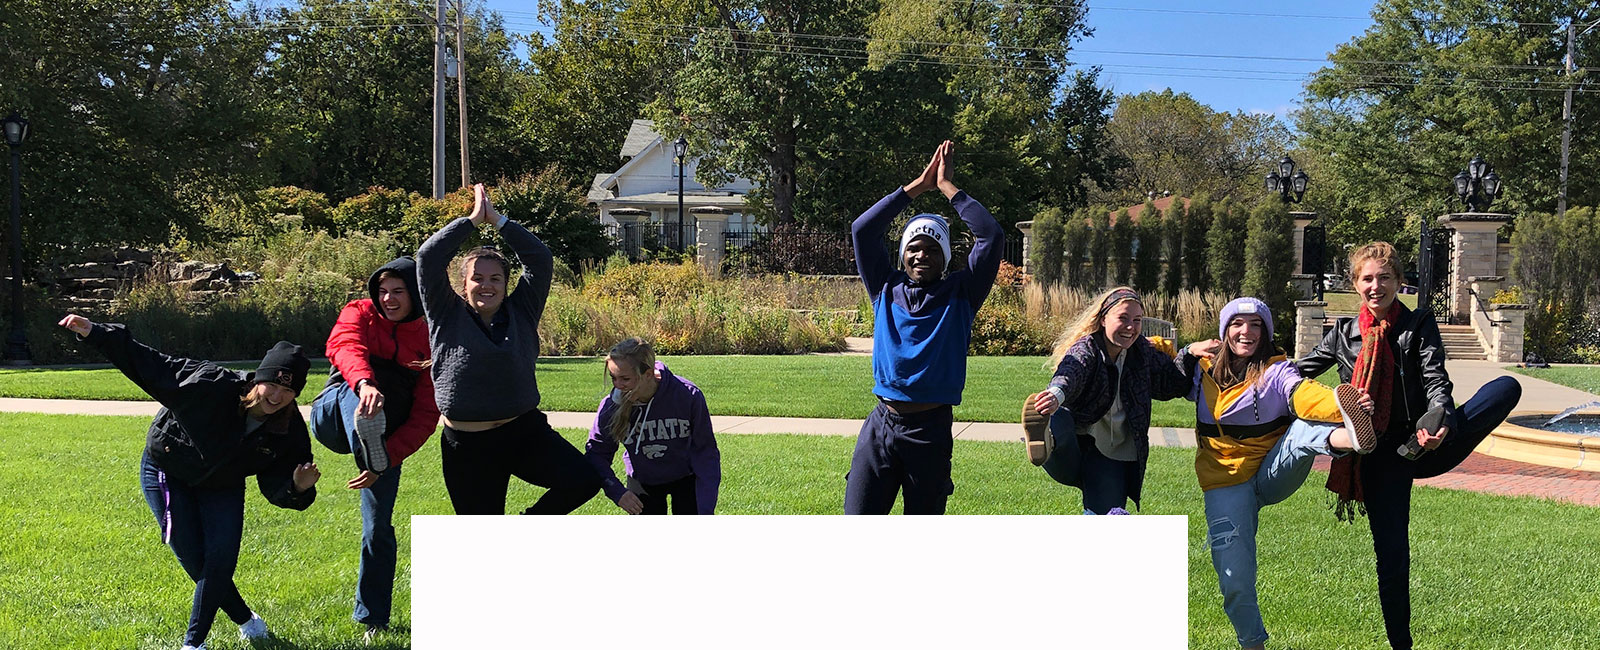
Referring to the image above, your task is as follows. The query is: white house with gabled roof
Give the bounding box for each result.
[587,119,760,233]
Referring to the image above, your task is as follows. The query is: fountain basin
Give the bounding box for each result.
[1479,413,1600,471]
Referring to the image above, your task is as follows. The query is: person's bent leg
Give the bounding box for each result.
[1415,376,1522,479]
[1256,420,1340,507]
[1077,440,1131,514]
[510,411,602,514]
[354,464,402,626]
[1362,451,1417,650]
[1040,409,1084,486]
[441,426,512,514]
[897,406,955,515]
[1204,483,1268,648]
[844,405,903,515]
[310,382,355,455]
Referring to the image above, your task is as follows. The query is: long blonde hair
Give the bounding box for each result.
[1047,286,1143,369]
[605,337,657,443]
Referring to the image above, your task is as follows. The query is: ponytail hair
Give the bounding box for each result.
[605,337,657,443]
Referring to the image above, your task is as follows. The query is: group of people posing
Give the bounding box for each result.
[58,183,718,649]
[59,142,1517,650]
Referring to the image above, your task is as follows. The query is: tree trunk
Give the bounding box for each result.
[768,128,798,225]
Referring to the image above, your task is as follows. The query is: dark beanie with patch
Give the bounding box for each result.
[255,341,310,394]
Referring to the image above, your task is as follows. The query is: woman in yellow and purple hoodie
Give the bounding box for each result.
[1187,297,1377,650]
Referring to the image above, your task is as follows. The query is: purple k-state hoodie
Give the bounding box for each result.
[585,362,720,514]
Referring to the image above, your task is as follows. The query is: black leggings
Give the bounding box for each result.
[441,409,602,515]
[1361,376,1521,650]
[637,475,699,515]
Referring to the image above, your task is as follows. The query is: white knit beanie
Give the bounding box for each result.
[899,214,951,266]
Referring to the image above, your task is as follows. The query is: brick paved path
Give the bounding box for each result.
[1311,453,1600,507]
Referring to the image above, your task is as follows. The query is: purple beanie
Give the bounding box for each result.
[1218,297,1273,340]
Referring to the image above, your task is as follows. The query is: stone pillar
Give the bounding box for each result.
[1016,220,1034,274]
[1489,303,1530,363]
[610,208,649,260]
[1294,300,1327,360]
[1290,274,1315,301]
[1438,213,1512,325]
[1291,211,1316,273]
[691,206,729,275]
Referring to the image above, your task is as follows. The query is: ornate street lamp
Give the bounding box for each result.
[1455,155,1502,212]
[3,111,31,364]
[1264,155,1309,204]
[673,135,688,252]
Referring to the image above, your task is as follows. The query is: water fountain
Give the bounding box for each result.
[1479,400,1600,471]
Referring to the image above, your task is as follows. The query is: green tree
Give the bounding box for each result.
[259,0,530,199]
[491,166,613,268]
[0,0,275,255]
[1111,207,1136,286]
[1160,200,1185,295]
[1088,206,1111,289]
[1207,201,1246,296]
[1063,208,1091,289]
[1134,209,1163,294]
[1183,197,1214,291]
[1298,0,1600,249]
[1028,207,1066,287]
[1243,201,1298,349]
[1101,89,1291,206]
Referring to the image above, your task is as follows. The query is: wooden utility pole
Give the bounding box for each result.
[455,0,471,188]
[431,0,446,199]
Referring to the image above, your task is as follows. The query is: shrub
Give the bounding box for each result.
[1184,197,1214,291]
[330,186,415,237]
[1207,200,1246,296]
[491,166,613,268]
[1161,200,1185,296]
[1089,206,1111,289]
[1063,208,1090,289]
[1134,212,1163,294]
[1243,201,1298,351]
[1111,207,1135,286]
[1028,207,1066,287]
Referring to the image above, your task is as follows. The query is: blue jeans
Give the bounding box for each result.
[311,382,402,627]
[139,454,253,646]
[1039,408,1138,515]
[1204,419,1340,648]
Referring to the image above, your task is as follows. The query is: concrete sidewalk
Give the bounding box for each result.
[0,396,1203,448]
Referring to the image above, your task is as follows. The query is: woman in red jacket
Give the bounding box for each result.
[309,256,439,642]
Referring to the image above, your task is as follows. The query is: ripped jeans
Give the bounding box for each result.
[1203,419,1340,648]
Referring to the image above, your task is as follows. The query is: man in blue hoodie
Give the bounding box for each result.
[845,139,1005,515]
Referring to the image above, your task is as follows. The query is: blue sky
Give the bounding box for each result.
[480,0,1379,118]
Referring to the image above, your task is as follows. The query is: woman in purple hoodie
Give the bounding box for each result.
[585,338,721,515]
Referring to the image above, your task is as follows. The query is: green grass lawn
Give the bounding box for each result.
[1511,365,1600,397]
[3,412,1596,649]
[0,355,1202,427]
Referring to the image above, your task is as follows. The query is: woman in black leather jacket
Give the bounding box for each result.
[1296,242,1521,650]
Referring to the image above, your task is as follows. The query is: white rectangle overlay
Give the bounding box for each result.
[414,515,1188,648]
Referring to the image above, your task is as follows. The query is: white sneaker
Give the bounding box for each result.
[364,624,387,645]
[355,410,390,473]
[239,612,271,642]
[180,644,207,650]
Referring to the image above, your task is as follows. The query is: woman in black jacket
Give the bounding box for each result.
[59,314,322,650]
[1295,242,1521,650]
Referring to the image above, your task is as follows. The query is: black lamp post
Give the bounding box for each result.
[673,135,688,252]
[3,112,30,365]
[1454,155,1502,212]
[1263,155,1310,204]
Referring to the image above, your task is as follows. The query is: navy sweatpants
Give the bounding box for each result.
[844,403,955,515]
